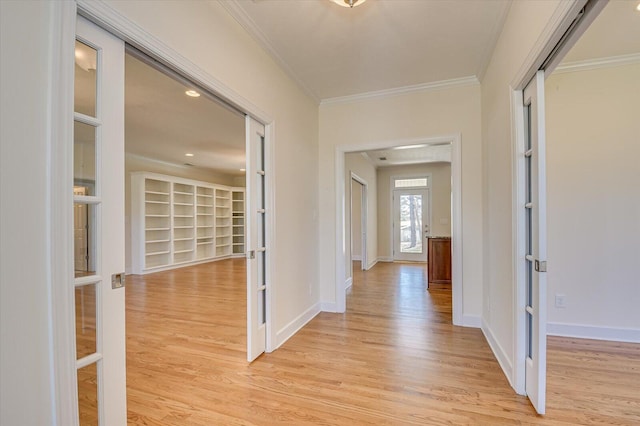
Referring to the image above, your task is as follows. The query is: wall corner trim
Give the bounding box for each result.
[274,302,321,350]
[481,319,516,391]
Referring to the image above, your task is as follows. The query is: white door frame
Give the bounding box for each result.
[51,2,277,424]
[509,0,606,396]
[390,174,432,262]
[350,172,367,271]
[335,135,462,324]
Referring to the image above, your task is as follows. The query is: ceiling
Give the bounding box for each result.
[221,0,511,101]
[360,143,451,168]
[77,1,639,176]
[125,54,245,176]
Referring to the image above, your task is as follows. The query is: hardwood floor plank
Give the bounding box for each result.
[122,259,640,425]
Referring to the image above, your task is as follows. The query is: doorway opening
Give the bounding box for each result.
[338,138,461,323]
[350,174,367,278]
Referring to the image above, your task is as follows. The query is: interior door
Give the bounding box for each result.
[523,70,548,415]
[245,116,267,362]
[393,188,429,262]
[74,16,126,425]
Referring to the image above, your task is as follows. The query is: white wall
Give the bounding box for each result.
[102,0,320,345]
[319,83,483,319]
[545,63,640,340]
[377,163,452,259]
[344,153,377,277]
[1,2,56,424]
[480,0,563,387]
[1,1,320,422]
[124,154,237,273]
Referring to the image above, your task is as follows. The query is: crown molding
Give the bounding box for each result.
[554,53,640,75]
[320,76,480,106]
[219,0,320,104]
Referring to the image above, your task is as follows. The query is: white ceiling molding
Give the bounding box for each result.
[554,53,640,75]
[320,76,479,106]
[219,0,320,104]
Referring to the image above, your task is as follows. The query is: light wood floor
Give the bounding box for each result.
[124,259,640,425]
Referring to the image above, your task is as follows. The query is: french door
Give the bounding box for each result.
[245,116,268,361]
[73,16,127,424]
[523,70,548,415]
[393,188,429,262]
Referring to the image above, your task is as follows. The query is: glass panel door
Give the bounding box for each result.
[393,187,429,262]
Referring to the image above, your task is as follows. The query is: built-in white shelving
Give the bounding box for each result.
[131,172,245,274]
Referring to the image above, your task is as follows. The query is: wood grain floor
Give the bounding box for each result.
[123,259,640,425]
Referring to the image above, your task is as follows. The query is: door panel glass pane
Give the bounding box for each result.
[74,40,97,117]
[75,284,97,359]
[74,203,96,277]
[77,362,99,426]
[394,178,427,188]
[74,121,97,196]
[399,194,423,254]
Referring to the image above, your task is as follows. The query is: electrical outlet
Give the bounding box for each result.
[555,294,567,308]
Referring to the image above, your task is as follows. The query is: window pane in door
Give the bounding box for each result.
[74,203,96,277]
[399,194,423,253]
[74,40,97,117]
[77,362,99,426]
[395,178,427,188]
[75,284,97,359]
[74,121,97,196]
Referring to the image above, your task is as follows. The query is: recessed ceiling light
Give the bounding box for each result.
[185,90,200,98]
[330,0,367,8]
[185,153,194,157]
[637,2,640,11]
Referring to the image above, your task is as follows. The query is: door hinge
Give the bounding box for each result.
[535,260,547,272]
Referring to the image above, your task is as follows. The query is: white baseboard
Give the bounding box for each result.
[462,314,481,328]
[547,322,640,343]
[481,318,514,389]
[377,256,393,262]
[351,255,362,261]
[345,277,353,292]
[320,302,341,313]
[365,259,378,270]
[275,302,321,348]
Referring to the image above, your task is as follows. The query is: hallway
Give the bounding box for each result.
[123,260,640,425]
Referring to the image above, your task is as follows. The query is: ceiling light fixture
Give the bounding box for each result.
[330,0,367,8]
[240,168,246,172]
[185,90,200,97]
[185,153,194,157]
[637,2,640,11]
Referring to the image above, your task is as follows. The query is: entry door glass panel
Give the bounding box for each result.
[399,194,424,254]
[74,40,97,118]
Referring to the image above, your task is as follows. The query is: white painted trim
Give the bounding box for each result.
[51,3,81,425]
[482,319,517,393]
[336,135,463,326]
[547,323,640,344]
[320,302,339,313]
[511,88,527,395]
[365,258,378,271]
[345,277,353,292]
[351,255,362,261]
[275,302,321,348]
[510,0,586,90]
[321,76,479,106]
[462,315,482,328]
[350,172,368,271]
[377,257,394,263]
[219,0,319,104]
[554,53,640,74]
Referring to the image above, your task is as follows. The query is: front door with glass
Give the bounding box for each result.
[393,182,429,262]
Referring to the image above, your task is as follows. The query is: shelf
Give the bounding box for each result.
[232,234,244,237]
[174,191,193,196]
[197,241,214,246]
[173,202,193,206]
[174,249,194,254]
[173,237,193,242]
[216,235,230,238]
[196,194,213,198]
[174,215,193,218]
[145,190,169,196]
[146,214,169,218]
[146,200,169,205]
[197,225,213,229]
[173,226,194,229]
[197,213,213,216]
[147,239,170,243]
[146,227,170,231]
[216,244,230,248]
[232,243,244,246]
[146,251,170,256]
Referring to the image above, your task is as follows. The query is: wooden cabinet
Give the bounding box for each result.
[428,237,451,287]
[131,172,245,274]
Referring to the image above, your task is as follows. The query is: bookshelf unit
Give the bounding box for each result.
[232,189,245,255]
[131,172,245,274]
